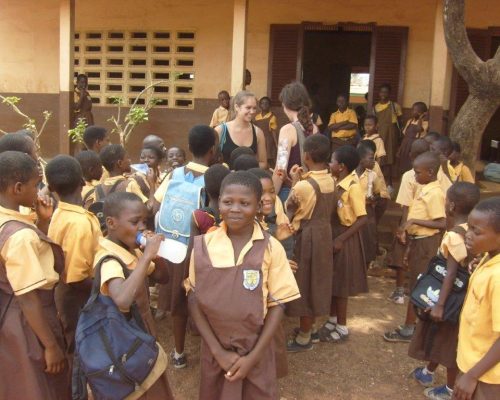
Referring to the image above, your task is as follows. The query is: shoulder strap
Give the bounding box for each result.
[133,174,150,197]
[390,102,402,131]
[82,187,96,206]
[219,123,228,151]
[108,178,127,195]
[95,184,105,202]
[292,121,306,167]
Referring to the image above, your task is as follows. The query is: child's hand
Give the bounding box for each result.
[452,371,478,400]
[35,194,54,222]
[276,223,294,241]
[288,260,298,273]
[225,354,257,382]
[274,168,286,183]
[44,344,66,374]
[143,233,164,261]
[146,168,157,188]
[403,219,414,232]
[333,238,344,253]
[289,165,303,183]
[286,193,300,216]
[214,348,240,372]
[429,304,444,322]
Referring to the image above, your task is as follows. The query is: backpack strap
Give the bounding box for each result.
[132,174,150,197]
[82,188,96,208]
[390,101,402,132]
[219,123,228,152]
[95,184,106,202]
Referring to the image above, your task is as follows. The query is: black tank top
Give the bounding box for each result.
[220,123,258,164]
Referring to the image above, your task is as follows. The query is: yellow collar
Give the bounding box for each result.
[0,204,36,225]
[301,169,329,180]
[184,162,209,174]
[57,201,87,215]
[98,237,139,265]
[219,221,265,242]
[338,173,357,191]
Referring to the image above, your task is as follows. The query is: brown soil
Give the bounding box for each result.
[156,276,447,400]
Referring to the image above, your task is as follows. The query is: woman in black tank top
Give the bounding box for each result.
[215,91,267,169]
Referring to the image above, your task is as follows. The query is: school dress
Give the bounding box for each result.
[408,224,468,368]
[331,174,368,298]
[254,112,278,168]
[0,218,70,400]
[286,178,335,317]
[96,238,174,400]
[74,88,94,126]
[398,119,427,174]
[374,102,402,165]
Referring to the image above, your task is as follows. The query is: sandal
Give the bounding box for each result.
[382,327,413,343]
[318,322,349,343]
[292,327,320,343]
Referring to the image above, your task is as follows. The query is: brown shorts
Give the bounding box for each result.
[407,234,441,290]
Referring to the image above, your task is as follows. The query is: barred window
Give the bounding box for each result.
[74,30,195,109]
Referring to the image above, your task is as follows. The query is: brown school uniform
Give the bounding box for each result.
[95,237,174,400]
[408,223,468,368]
[209,105,229,128]
[155,161,209,317]
[328,108,359,152]
[374,101,402,165]
[49,201,102,355]
[286,170,335,317]
[452,162,474,184]
[362,133,387,162]
[398,118,428,174]
[332,173,368,298]
[0,206,70,400]
[185,222,300,400]
[406,180,445,290]
[254,111,278,168]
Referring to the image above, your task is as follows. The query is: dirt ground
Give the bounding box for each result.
[156,276,448,400]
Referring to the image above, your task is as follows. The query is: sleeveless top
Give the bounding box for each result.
[287,121,309,176]
[220,123,258,164]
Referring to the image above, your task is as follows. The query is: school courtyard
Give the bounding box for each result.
[0,0,499,162]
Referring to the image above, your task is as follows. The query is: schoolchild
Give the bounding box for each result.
[75,150,103,209]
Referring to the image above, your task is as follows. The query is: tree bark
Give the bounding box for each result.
[443,0,500,171]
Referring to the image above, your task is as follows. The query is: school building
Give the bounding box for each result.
[0,0,499,159]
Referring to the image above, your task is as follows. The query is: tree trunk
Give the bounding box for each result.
[449,94,500,170]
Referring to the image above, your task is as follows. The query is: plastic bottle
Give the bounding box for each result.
[276,138,289,171]
[136,232,170,259]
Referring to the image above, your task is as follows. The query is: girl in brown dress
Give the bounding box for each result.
[319,145,368,343]
[74,74,94,127]
[408,182,479,399]
[254,97,279,168]
[398,102,428,175]
[373,83,402,188]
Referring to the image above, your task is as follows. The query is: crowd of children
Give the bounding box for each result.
[0,81,499,400]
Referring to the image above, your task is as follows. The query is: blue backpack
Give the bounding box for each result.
[73,256,159,400]
[156,166,205,263]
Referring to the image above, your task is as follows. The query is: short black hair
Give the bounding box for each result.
[100,144,126,172]
[337,93,348,101]
[410,138,430,157]
[168,146,186,158]
[474,197,500,233]
[141,145,164,161]
[103,191,144,219]
[0,151,38,192]
[380,83,392,92]
[259,96,271,104]
[364,114,378,124]
[426,131,441,141]
[334,145,360,173]
[204,164,230,199]
[303,134,330,163]
[358,139,376,153]
[452,141,461,153]
[447,182,480,215]
[0,133,34,155]
[218,90,230,98]
[413,151,440,172]
[357,143,374,159]
[229,146,255,169]
[248,168,272,181]
[413,101,428,113]
[83,126,107,150]
[142,134,164,149]
[220,171,263,202]
[188,125,216,158]
[234,154,260,171]
[46,155,83,196]
[76,150,103,181]
[434,135,453,156]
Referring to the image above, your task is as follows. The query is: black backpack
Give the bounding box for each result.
[88,179,127,232]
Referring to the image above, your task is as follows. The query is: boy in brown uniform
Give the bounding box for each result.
[384,151,446,342]
[285,135,335,351]
[46,155,102,355]
[186,171,300,400]
[328,94,359,152]
[209,90,230,128]
[0,151,69,399]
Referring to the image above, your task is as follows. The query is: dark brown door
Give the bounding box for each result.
[368,25,409,110]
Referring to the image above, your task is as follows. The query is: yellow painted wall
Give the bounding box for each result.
[465,0,500,28]
[0,0,60,93]
[75,0,234,100]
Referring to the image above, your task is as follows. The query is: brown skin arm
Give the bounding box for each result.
[333,215,367,253]
[453,338,500,400]
[404,217,446,232]
[328,120,357,132]
[149,257,169,284]
[430,254,460,321]
[396,206,410,244]
[16,291,66,374]
[225,305,284,381]
[188,292,240,371]
[255,128,268,169]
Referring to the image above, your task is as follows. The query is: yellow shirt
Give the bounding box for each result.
[328,109,358,138]
[103,175,148,203]
[154,161,209,203]
[209,106,229,128]
[396,170,421,207]
[374,102,402,124]
[255,112,278,133]
[0,205,59,294]
[356,169,390,200]
[406,180,445,237]
[362,133,386,159]
[457,253,500,384]
[82,179,100,204]
[439,223,468,264]
[185,222,300,315]
[372,161,389,199]
[48,201,102,284]
[453,162,474,184]
[94,237,155,297]
[286,169,335,231]
[336,173,367,227]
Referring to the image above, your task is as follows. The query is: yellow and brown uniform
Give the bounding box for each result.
[209,105,229,128]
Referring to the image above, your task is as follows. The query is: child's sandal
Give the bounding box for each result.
[318,323,348,343]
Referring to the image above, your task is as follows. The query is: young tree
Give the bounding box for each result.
[443,0,500,171]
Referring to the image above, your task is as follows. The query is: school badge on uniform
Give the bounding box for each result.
[243,270,260,291]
